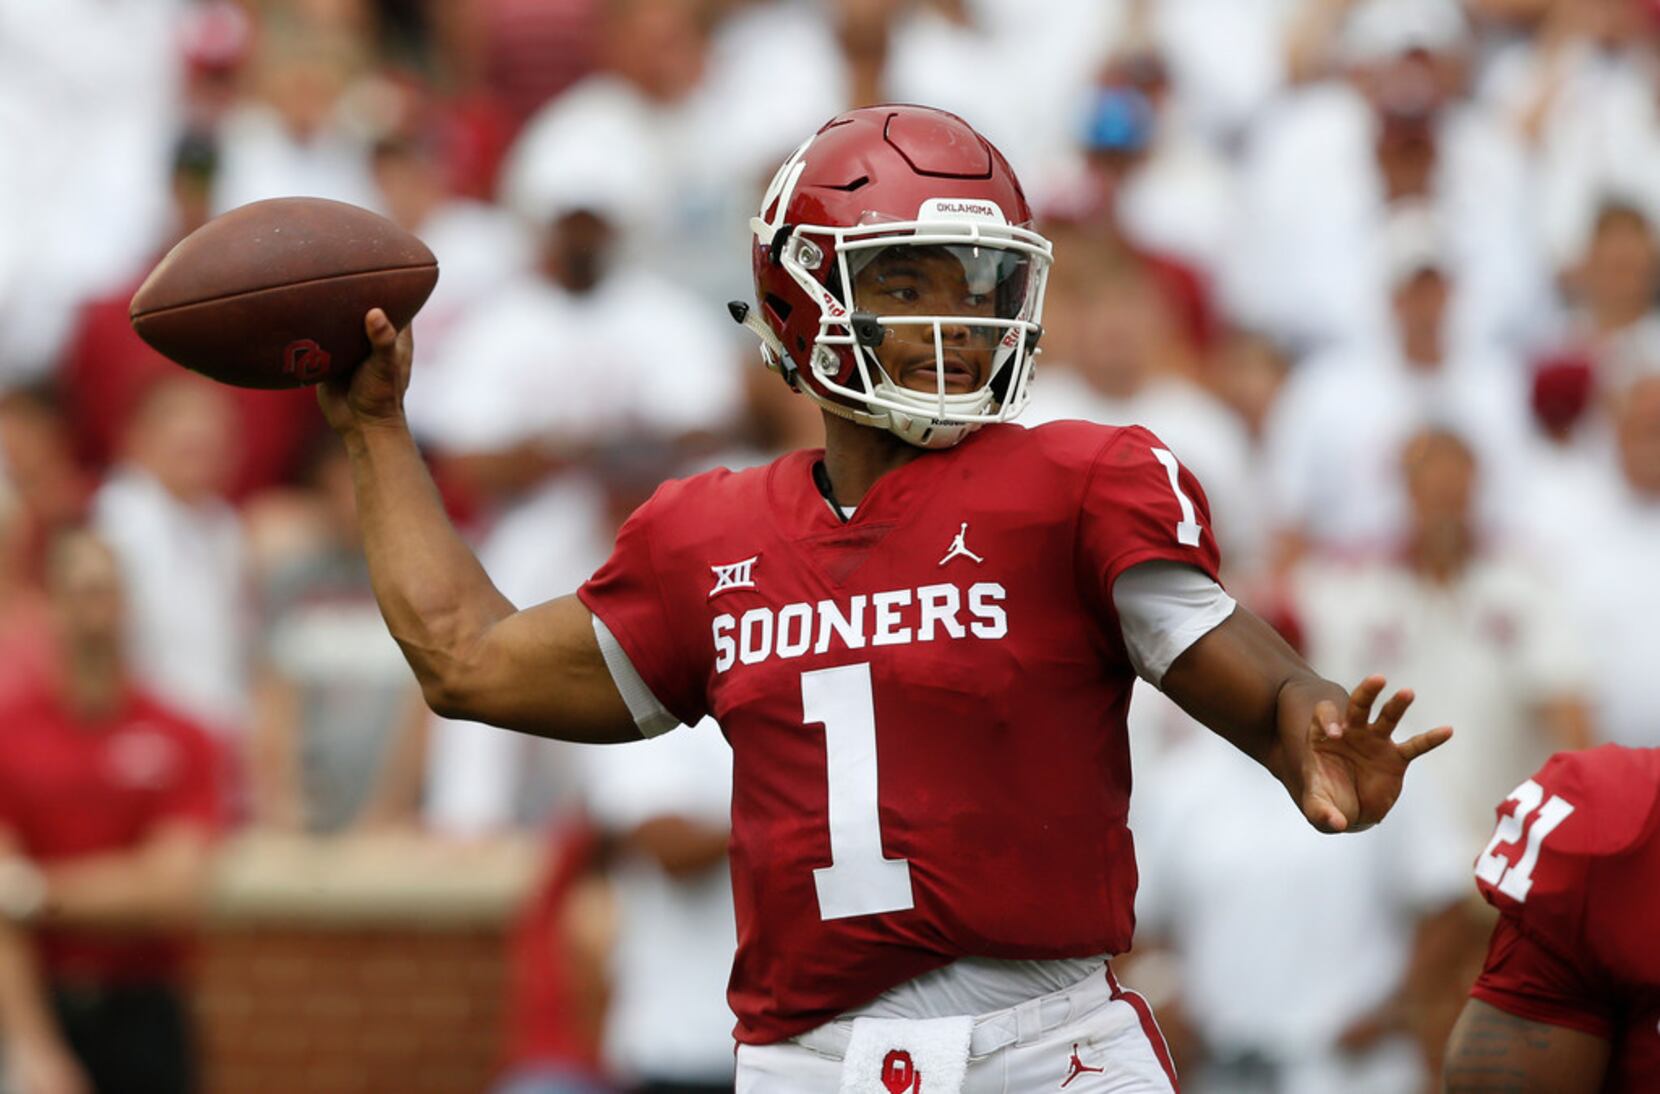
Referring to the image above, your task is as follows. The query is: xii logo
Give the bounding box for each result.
[709,554,760,599]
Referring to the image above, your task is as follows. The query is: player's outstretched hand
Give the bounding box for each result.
[1296,675,1451,834]
[319,308,413,435]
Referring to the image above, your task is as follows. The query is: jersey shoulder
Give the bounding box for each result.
[992,420,1180,495]
[624,454,803,567]
[1476,747,1660,957]
[1529,746,1660,858]
[1014,419,1163,468]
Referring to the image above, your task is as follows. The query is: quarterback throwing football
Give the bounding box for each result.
[322,106,1451,1093]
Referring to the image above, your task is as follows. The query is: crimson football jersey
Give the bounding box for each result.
[578,421,1221,1043]
[1470,746,1660,1091]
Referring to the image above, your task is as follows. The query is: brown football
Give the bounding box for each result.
[129,197,439,389]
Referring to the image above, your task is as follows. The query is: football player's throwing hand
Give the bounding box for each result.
[319,308,414,435]
[1293,675,1451,833]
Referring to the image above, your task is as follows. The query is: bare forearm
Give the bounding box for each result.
[1444,1000,1609,1094]
[247,671,304,830]
[39,840,209,931]
[1266,673,1349,784]
[0,920,58,1047]
[1162,607,1343,778]
[342,419,515,702]
[621,817,729,878]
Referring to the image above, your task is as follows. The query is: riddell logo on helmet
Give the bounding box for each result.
[919,198,1008,224]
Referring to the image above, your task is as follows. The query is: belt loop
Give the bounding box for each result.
[1013,996,1043,1044]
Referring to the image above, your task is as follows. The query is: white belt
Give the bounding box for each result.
[792,962,1115,1061]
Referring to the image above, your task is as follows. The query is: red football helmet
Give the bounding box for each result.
[734,105,1052,449]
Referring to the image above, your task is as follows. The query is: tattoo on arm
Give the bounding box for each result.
[1443,1000,1609,1094]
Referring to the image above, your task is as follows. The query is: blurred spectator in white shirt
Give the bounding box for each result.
[1264,208,1534,563]
[1025,247,1260,578]
[1049,69,1237,283]
[580,719,736,1093]
[0,0,184,382]
[1149,0,1306,146]
[1129,732,1470,1094]
[91,377,250,738]
[1526,202,1660,460]
[501,0,838,308]
[369,122,531,426]
[1479,0,1660,272]
[1227,0,1548,355]
[412,193,741,492]
[416,186,741,833]
[1288,427,1593,855]
[249,435,425,833]
[210,20,381,214]
[1547,364,1660,748]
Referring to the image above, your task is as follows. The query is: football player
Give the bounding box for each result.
[1443,746,1660,1093]
[322,106,1451,1092]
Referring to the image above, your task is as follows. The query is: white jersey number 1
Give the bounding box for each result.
[801,663,915,921]
[1151,447,1202,547]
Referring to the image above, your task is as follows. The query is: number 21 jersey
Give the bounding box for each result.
[1471,746,1660,1091]
[578,421,1222,1044]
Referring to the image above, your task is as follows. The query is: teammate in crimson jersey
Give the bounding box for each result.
[1443,746,1660,1094]
[324,105,1451,1092]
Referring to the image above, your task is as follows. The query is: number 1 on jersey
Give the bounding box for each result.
[1151,447,1202,547]
[801,663,915,921]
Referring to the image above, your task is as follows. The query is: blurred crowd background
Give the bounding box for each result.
[3,0,1660,1091]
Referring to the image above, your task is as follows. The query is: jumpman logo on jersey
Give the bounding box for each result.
[1060,1043,1105,1087]
[938,523,984,567]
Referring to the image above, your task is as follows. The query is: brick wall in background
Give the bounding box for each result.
[194,925,508,1094]
[188,833,546,1094]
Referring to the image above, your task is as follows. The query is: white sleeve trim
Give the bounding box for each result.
[1111,561,1237,686]
[591,614,681,738]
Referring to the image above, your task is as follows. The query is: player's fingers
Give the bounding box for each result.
[1397,725,1453,763]
[1312,698,1344,739]
[365,308,397,350]
[1372,688,1415,734]
[1345,675,1386,728]
[1305,793,1349,833]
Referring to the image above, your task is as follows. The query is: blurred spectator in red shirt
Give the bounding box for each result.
[58,132,318,502]
[496,824,615,1094]
[0,388,92,584]
[0,529,221,1094]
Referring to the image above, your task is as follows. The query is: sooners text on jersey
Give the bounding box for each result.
[579,421,1221,1043]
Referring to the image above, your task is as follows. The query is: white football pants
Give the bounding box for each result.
[735,965,1180,1093]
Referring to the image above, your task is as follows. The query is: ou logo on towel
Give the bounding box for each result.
[882,1049,921,1093]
